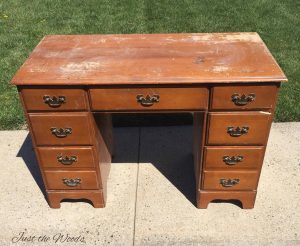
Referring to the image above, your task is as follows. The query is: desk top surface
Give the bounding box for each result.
[11,33,287,85]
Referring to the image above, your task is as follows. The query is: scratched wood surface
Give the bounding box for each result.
[11,33,287,85]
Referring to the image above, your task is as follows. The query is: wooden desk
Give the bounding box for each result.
[11,33,287,209]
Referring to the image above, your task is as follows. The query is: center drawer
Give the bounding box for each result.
[89,87,209,111]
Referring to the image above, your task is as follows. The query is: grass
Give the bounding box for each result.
[0,0,299,129]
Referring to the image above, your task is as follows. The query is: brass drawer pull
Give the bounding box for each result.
[50,127,72,138]
[231,93,255,106]
[223,156,244,165]
[136,94,160,107]
[43,95,66,107]
[220,178,240,187]
[227,126,249,137]
[62,178,81,187]
[57,155,77,165]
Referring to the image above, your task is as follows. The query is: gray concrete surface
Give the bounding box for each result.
[0,123,299,245]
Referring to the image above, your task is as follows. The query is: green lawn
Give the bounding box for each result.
[0,0,299,129]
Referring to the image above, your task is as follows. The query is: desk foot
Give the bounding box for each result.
[197,190,257,209]
[47,190,105,209]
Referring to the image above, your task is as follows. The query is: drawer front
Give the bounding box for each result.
[210,85,278,110]
[204,146,265,169]
[89,87,208,111]
[29,112,93,146]
[207,112,271,145]
[44,170,99,190]
[21,88,88,111]
[37,147,96,168]
[203,170,259,190]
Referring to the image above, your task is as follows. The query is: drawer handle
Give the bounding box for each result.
[136,94,160,107]
[223,156,244,165]
[43,95,66,107]
[231,93,255,106]
[220,178,240,187]
[227,126,249,137]
[62,178,81,187]
[57,155,77,165]
[50,127,72,138]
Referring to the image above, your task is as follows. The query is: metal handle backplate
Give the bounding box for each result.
[231,93,255,106]
[62,178,81,187]
[57,155,77,165]
[227,126,249,137]
[220,178,240,187]
[50,127,72,138]
[43,95,66,107]
[223,156,244,165]
[136,94,160,107]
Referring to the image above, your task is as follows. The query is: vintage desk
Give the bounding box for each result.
[11,33,287,209]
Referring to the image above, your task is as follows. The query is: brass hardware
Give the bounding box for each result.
[50,127,72,138]
[227,126,249,137]
[223,156,244,165]
[231,93,255,106]
[57,155,77,165]
[136,94,160,107]
[43,95,66,107]
[62,178,81,187]
[220,178,240,187]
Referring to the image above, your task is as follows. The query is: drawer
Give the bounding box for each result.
[21,87,88,111]
[204,146,265,169]
[29,112,93,146]
[89,87,208,111]
[210,85,278,110]
[202,170,259,190]
[37,147,96,168]
[44,170,99,190]
[207,112,272,145]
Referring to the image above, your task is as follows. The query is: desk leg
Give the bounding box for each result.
[197,190,257,209]
[47,191,105,209]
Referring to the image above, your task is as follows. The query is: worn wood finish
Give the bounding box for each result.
[90,87,208,111]
[44,170,99,190]
[203,146,265,170]
[197,190,257,209]
[207,112,272,145]
[37,146,96,168]
[12,33,287,209]
[11,33,287,85]
[21,87,88,111]
[210,85,279,110]
[28,112,93,146]
[202,170,259,190]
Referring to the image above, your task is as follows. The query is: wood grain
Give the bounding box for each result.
[11,33,287,85]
